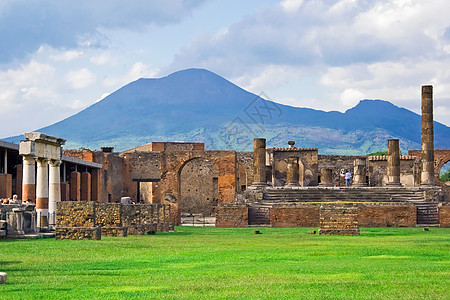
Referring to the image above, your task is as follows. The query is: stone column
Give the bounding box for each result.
[70,171,81,201]
[3,149,7,174]
[252,138,267,186]
[36,158,49,229]
[319,168,333,187]
[386,139,402,186]
[286,157,300,187]
[421,85,435,185]
[22,156,36,203]
[81,171,92,201]
[353,158,367,186]
[48,160,61,227]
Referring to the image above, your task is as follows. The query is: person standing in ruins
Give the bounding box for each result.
[345,171,352,187]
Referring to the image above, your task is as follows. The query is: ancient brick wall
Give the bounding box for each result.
[63,149,95,162]
[0,174,12,199]
[358,204,416,227]
[319,155,365,186]
[439,204,450,227]
[237,152,253,191]
[96,203,122,227]
[93,152,123,203]
[215,205,248,227]
[319,203,360,235]
[270,205,320,227]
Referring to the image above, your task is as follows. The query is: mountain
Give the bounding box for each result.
[4,68,450,154]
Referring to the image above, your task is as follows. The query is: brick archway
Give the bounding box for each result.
[435,150,450,183]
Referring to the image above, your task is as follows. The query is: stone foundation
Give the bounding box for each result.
[439,204,450,227]
[55,227,101,240]
[101,227,128,237]
[319,204,360,235]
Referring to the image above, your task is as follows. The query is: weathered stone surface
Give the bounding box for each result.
[215,205,248,227]
[386,139,402,186]
[0,272,7,284]
[319,203,360,235]
[318,228,360,236]
[439,204,450,227]
[101,227,127,237]
[55,227,101,240]
[358,204,416,227]
[421,85,435,186]
[270,205,320,227]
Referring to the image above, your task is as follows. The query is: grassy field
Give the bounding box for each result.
[1,227,449,299]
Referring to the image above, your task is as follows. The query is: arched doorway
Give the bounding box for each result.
[439,161,450,185]
[179,158,219,217]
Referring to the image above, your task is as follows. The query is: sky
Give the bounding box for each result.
[1,0,450,139]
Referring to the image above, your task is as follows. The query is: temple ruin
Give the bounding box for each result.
[1,85,450,238]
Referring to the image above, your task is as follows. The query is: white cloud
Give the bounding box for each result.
[90,52,114,65]
[65,68,96,89]
[50,50,83,61]
[103,62,159,87]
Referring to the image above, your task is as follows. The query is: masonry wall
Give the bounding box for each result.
[439,204,450,227]
[358,204,416,227]
[368,158,419,187]
[270,205,320,227]
[215,205,248,227]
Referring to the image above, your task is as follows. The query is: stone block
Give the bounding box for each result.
[215,205,248,227]
[55,227,101,240]
[439,205,450,227]
[0,272,7,284]
[101,227,127,237]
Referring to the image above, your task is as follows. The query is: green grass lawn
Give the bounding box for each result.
[1,227,449,299]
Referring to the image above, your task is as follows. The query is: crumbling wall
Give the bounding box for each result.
[439,204,450,227]
[319,155,365,186]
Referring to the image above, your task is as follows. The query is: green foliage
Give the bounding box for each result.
[1,227,449,299]
[367,150,387,156]
[440,169,450,182]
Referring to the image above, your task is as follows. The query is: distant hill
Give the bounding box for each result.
[4,68,450,154]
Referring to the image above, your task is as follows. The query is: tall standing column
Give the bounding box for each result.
[386,139,402,186]
[36,158,49,229]
[22,156,36,203]
[3,149,7,174]
[353,158,367,186]
[252,138,267,186]
[421,85,435,185]
[286,156,300,187]
[48,160,61,228]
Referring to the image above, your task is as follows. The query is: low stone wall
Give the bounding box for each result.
[319,203,360,235]
[56,202,173,239]
[55,227,101,240]
[358,204,416,227]
[101,227,127,237]
[215,205,248,227]
[439,204,450,227]
[270,205,320,227]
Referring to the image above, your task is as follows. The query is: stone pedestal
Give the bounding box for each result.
[353,158,367,186]
[252,138,267,186]
[319,168,333,187]
[286,157,300,187]
[0,272,7,284]
[421,85,435,186]
[386,139,402,186]
[319,203,360,236]
[6,208,25,236]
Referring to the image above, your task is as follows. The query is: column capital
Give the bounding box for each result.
[49,160,62,167]
[35,157,50,166]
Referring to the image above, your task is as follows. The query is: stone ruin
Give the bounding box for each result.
[0,85,449,238]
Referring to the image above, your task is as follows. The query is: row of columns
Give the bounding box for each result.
[22,156,62,228]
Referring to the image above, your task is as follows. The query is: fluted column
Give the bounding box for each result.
[22,155,36,203]
[353,158,367,186]
[386,139,402,186]
[286,156,300,187]
[252,138,267,186]
[48,160,61,227]
[421,85,435,185]
[36,158,49,229]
